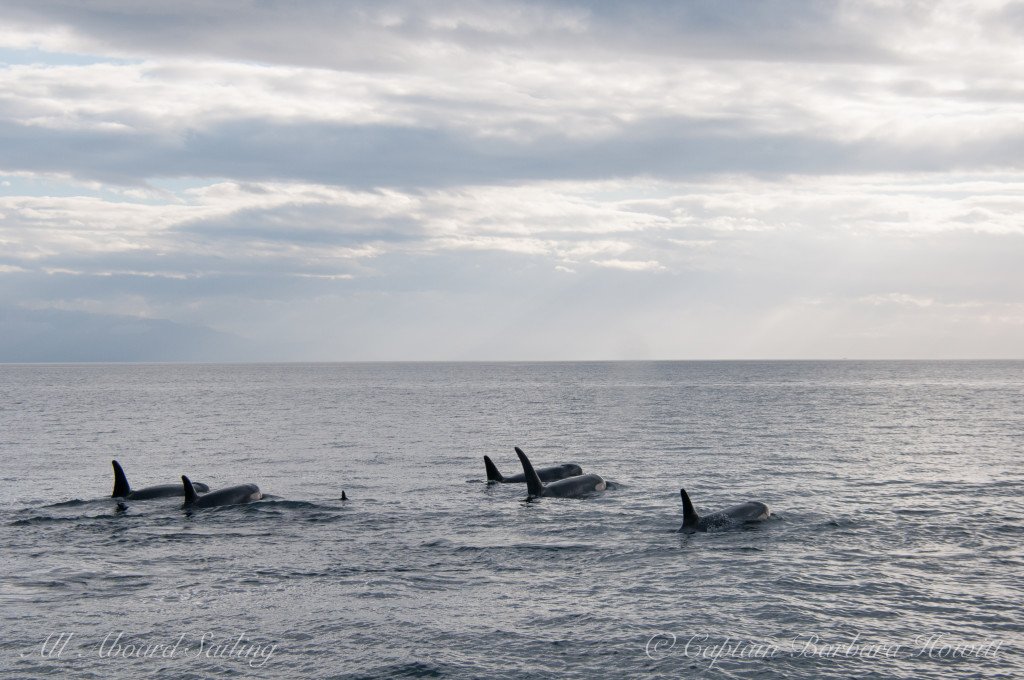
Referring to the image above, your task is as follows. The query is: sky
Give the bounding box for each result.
[1,0,1023,361]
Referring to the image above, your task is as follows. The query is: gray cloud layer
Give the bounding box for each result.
[8,114,1024,192]
[2,0,1023,360]
[3,1,897,64]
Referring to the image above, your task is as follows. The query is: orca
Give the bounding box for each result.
[485,450,583,484]
[182,475,262,508]
[678,488,770,533]
[111,460,210,500]
[516,447,606,498]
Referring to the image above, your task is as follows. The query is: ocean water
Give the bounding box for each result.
[1,361,1022,679]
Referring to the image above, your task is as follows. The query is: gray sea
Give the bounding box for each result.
[1,361,1022,679]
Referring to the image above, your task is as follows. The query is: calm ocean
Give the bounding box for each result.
[1,361,1022,679]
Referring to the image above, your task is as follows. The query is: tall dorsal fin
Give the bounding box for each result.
[111,460,131,497]
[181,475,199,505]
[483,455,504,482]
[515,447,544,497]
[340,490,348,501]
[679,488,701,533]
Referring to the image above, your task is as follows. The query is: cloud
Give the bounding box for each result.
[0,1,868,64]
[2,1,1023,359]
[857,293,935,308]
[0,305,265,362]
[590,258,665,271]
[3,3,1024,190]
[8,113,1024,193]
[7,0,1000,72]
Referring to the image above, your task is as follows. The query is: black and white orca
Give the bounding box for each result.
[111,460,209,500]
[677,488,770,533]
[516,448,606,498]
[181,475,261,508]
[485,450,582,484]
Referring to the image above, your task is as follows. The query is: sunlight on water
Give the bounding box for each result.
[1,361,1022,679]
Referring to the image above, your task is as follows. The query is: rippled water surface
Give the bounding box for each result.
[2,361,1022,679]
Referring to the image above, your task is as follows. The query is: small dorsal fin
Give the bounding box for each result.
[515,447,544,497]
[679,488,701,533]
[483,455,504,482]
[340,490,348,501]
[111,460,131,497]
[181,475,199,505]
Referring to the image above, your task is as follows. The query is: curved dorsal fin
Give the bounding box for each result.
[483,455,504,482]
[181,475,199,505]
[680,488,701,532]
[111,460,131,497]
[515,447,544,497]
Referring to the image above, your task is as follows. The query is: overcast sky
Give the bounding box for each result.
[2,0,1023,361]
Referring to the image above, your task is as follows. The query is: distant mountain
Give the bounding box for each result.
[0,307,262,363]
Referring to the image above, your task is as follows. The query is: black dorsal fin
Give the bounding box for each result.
[515,447,544,497]
[340,490,348,501]
[680,488,701,533]
[483,455,504,482]
[111,460,131,497]
[181,475,199,505]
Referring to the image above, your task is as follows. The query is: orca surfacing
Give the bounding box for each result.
[484,451,583,484]
[182,475,262,508]
[516,447,606,498]
[678,488,770,533]
[111,460,209,500]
